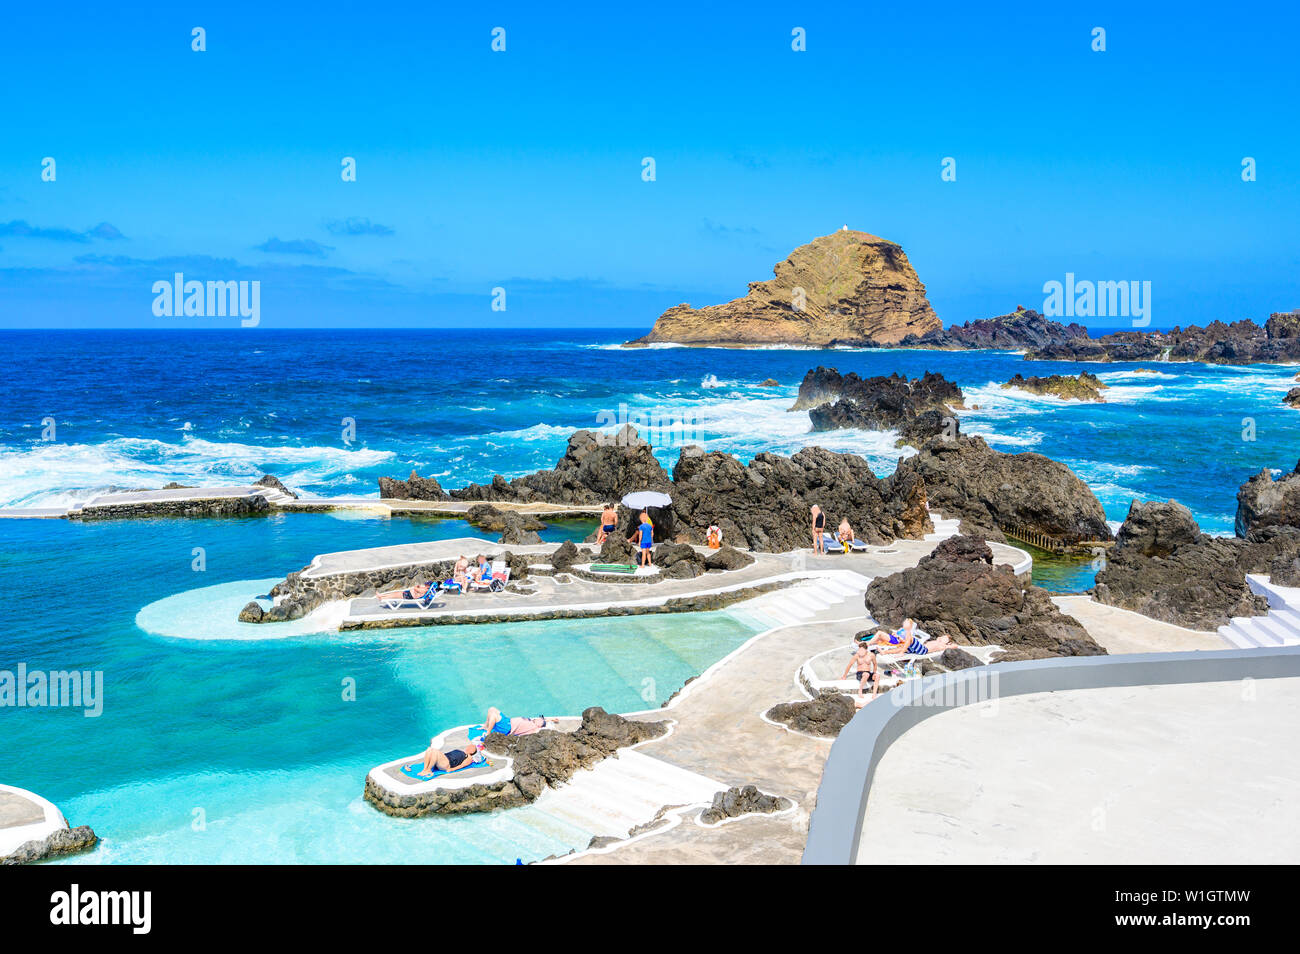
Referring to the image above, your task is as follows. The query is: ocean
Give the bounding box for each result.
[3,328,1296,532]
[2,328,1297,863]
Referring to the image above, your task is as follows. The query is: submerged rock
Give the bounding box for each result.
[893,435,1112,544]
[626,229,940,348]
[865,535,1106,661]
[1002,371,1108,402]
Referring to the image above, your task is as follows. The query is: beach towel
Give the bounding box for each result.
[399,757,496,781]
[591,563,636,574]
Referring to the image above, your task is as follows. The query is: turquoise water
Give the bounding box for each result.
[0,514,760,864]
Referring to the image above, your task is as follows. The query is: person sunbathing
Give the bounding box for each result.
[481,707,547,736]
[376,580,432,602]
[869,619,955,656]
[840,638,880,703]
[596,504,618,544]
[837,518,854,552]
[409,739,486,778]
[472,555,492,583]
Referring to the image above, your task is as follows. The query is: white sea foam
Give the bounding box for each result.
[0,437,394,509]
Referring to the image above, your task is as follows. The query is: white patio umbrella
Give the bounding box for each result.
[621,490,672,510]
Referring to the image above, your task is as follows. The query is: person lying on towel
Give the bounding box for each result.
[376,580,433,602]
[481,707,546,737]
[409,739,487,778]
[867,618,955,656]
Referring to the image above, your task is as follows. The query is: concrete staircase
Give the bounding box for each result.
[923,514,962,543]
[528,749,722,844]
[736,571,873,630]
[1218,574,1300,649]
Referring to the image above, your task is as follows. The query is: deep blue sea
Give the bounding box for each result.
[4,329,1297,532]
[3,329,1298,863]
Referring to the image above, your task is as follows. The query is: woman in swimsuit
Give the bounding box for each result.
[869,619,955,656]
[811,505,826,553]
[410,739,485,778]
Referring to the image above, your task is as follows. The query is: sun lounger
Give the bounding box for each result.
[379,585,443,611]
[821,533,867,553]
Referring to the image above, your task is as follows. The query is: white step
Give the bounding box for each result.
[1221,618,1280,649]
[1251,614,1299,646]
[756,605,804,627]
[1218,624,1257,650]
[1263,607,1300,636]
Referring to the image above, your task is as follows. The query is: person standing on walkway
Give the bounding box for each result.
[810,505,826,553]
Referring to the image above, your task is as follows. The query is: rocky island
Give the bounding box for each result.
[625,229,940,348]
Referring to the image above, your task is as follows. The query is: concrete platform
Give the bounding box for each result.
[1053,595,1223,654]
[0,785,68,857]
[329,537,1032,629]
[0,486,604,521]
[858,677,1300,864]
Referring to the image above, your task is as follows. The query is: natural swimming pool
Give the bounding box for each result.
[0,513,763,863]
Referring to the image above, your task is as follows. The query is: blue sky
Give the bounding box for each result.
[1,1,1297,330]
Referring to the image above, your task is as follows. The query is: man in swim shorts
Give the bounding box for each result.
[481,707,547,737]
[597,504,618,543]
[840,636,880,703]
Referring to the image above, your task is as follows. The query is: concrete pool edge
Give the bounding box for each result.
[802,645,1300,865]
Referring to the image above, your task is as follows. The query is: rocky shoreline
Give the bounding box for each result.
[0,825,98,865]
[901,306,1300,366]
